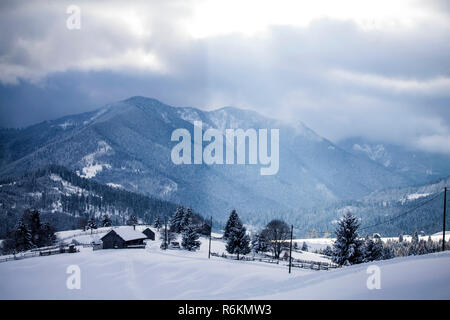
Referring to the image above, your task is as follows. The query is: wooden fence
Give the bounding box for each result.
[211,252,280,264]
[30,244,61,252]
[210,252,338,271]
[290,261,338,271]
[58,228,110,242]
[0,245,78,263]
[0,251,40,263]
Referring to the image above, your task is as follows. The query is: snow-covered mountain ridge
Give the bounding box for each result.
[0,96,434,219]
[338,137,450,184]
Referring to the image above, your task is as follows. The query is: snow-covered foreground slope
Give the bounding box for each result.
[1,235,450,299]
[255,252,450,299]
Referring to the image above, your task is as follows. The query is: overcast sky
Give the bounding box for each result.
[0,0,449,154]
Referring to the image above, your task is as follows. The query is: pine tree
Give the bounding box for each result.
[332,212,364,266]
[223,209,239,240]
[181,208,193,232]
[102,215,112,227]
[363,238,383,262]
[181,226,201,251]
[126,214,138,227]
[198,220,212,236]
[416,239,428,255]
[153,216,162,230]
[411,231,419,244]
[409,231,419,255]
[426,236,437,253]
[23,209,42,246]
[14,219,32,252]
[381,241,395,260]
[86,217,97,234]
[301,241,309,252]
[323,245,333,257]
[251,234,258,253]
[40,223,56,246]
[251,232,269,254]
[30,210,42,245]
[169,205,185,233]
[180,211,200,251]
[225,215,250,260]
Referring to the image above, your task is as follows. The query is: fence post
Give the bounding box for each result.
[288,224,293,274]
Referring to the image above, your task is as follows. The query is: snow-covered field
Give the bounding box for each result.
[292,238,334,251]
[55,226,331,263]
[1,229,450,299]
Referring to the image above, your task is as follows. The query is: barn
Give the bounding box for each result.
[101,228,147,249]
[142,228,155,240]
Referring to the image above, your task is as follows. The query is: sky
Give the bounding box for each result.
[0,0,449,154]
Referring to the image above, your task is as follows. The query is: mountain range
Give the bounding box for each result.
[338,137,450,184]
[1,96,449,222]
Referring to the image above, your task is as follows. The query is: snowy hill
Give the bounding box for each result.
[0,165,180,238]
[1,234,449,299]
[0,96,412,220]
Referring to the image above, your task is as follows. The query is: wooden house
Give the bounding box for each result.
[101,228,147,249]
[142,228,155,240]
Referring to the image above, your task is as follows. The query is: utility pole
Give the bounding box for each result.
[443,187,447,252]
[208,216,213,259]
[164,216,168,250]
[289,225,293,274]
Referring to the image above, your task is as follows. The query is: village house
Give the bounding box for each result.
[142,228,155,240]
[101,228,147,249]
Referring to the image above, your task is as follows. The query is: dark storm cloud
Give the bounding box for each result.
[0,0,449,154]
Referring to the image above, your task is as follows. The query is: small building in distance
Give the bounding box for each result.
[170,241,181,249]
[142,228,155,240]
[101,228,147,249]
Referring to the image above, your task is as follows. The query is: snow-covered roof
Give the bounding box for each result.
[103,227,147,242]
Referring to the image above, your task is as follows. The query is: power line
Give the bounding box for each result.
[442,187,447,251]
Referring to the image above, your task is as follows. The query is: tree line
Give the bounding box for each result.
[327,212,450,266]
[1,209,56,254]
[0,164,181,238]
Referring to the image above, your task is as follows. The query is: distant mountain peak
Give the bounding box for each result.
[123,96,165,105]
[120,96,174,114]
